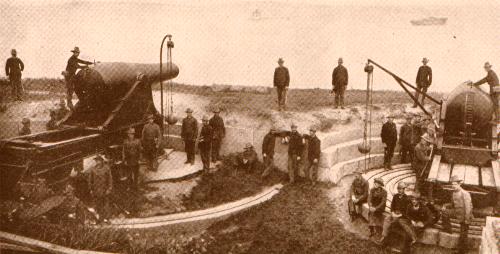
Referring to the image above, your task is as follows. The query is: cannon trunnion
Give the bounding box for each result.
[0,62,179,198]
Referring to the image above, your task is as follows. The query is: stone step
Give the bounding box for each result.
[318,153,401,184]
[319,137,390,168]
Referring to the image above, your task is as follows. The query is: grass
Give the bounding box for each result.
[182,154,286,211]
[181,183,385,254]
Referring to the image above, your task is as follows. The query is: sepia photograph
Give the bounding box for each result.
[0,0,498,253]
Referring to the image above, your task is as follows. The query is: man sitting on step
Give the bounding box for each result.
[405,193,435,240]
[348,171,369,221]
[378,181,410,243]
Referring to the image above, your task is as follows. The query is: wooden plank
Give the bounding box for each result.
[463,165,480,186]
[0,231,116,254]
[481,167,496,188]
[427,155,441,181]
[491,160,500,191]
[437,163,451,182]
[451,164,467,183]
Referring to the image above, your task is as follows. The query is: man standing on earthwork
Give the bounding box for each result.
[5,49,24,101]
[63,47,93,110]
[273,58,290,111]
[332,57,348,109]
[181,108,198,165]
[414,57,432,107]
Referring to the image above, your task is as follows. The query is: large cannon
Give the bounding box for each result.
[0,62,179,198]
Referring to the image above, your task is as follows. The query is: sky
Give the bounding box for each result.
[1,0,499,92]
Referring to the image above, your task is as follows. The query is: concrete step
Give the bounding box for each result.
[319,137,389,168]
[318,153,401,184]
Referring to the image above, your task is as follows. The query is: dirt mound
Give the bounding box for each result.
[182,154,285,211]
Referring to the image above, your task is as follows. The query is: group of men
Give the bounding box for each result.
[349,171,473,254]
[180,107,226,172]
[381,113,435,187]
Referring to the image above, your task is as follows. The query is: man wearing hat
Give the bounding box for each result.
[368,177,387,237]
[5,49,24,101]
[209,107,225,162]
[284,123,304,184]
[181,108,198,165]
[55,98,70,121]
[332,57,349,109]
[123,128,142,189]
[198,115,213,173]
[348,171,369,221]
[261,126,278,178]
[64,47,93,109]
[141,114,161,171]
[413,133,432,190]
[88,154,113,222]
[399,115,413,163]
[303,126,321,184]
[18,117,31,136]
[381,114,398,170]
[273,58,290,111]
[413,57,432,107]
[237,143,258,173]
[473,62,499,121]
[441,176,473,254]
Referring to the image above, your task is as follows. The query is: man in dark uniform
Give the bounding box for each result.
[63,47,93,110]
[198,115,213,173]
[237,143,258,173]
[405,194,435,238]
[88,154,113,223]
[122,128,141,189]
[181,108,198,165]
[261,126,277,178]
[209,107,225,162]
[413,58,432,107]
[332,58,349,109]
[141,114,161,171]
[286,123,304,184]
[348,171,369,221]
[413,133,432,191]
[399,115,413,163]
[368,177,387,237]
[5,49,24,101]
[304,127,321,184]
[273,58,290,111]
[473,62,499,122]
[379,181,410,244]
[19,118,31,136]
[381,115,397,170]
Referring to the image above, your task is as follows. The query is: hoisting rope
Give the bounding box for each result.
[361,63,374,171]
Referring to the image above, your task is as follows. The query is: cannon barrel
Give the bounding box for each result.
[443,82,494,144]
[65,62,179,129]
